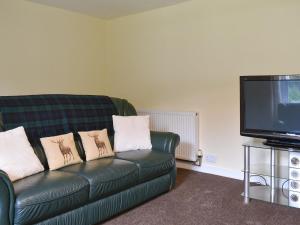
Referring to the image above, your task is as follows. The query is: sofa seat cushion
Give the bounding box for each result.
[59,158,139,202]
[116,150,175,183]
[13,171,89,225]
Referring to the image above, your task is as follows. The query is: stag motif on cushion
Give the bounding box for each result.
[51,138,74,164]
[88,134,107,157]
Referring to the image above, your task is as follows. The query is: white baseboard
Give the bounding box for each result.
[176,160,244,180]
[176,161,289,188]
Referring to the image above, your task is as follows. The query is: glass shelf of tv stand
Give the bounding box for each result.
[242,164,289,180]
[242,184,289,207]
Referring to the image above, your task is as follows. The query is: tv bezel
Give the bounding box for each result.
[240,74,300,142]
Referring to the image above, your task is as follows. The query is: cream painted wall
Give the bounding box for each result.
[0,0,106,95]
[2,0,300,174]
[105,0,300,172]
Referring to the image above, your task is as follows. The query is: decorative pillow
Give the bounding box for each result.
[78,129,114,161]
[40,133,82,170]
[0,126,44,182]
[113,115,152,152]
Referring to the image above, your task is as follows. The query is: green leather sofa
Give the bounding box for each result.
[0,96,180,225]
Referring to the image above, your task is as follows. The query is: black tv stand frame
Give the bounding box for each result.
[264,139,300,149]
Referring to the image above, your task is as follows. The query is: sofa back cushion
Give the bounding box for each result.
[0,94,117,168]
[110,98,137,116]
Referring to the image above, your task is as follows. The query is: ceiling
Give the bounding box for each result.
[28,0,191,19]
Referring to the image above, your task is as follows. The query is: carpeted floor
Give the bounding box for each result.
[103,168,300,225]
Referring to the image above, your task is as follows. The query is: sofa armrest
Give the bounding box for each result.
[150,131,180,156]
[0,170,15,225]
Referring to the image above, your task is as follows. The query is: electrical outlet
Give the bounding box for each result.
[205,154,217,164]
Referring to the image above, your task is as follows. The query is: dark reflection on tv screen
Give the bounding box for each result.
[244,80,300,134]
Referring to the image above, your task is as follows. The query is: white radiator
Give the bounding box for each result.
[138,110,199,162]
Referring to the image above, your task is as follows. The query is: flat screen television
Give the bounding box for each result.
[240,75,300,148]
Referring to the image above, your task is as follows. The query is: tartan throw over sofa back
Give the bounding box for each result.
[0,94,118,168]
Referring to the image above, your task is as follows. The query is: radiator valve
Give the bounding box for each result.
[194,149,203,166]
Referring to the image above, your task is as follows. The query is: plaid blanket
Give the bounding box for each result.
[0,94,117,142]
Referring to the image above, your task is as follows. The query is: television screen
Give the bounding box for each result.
[240,75,300,140]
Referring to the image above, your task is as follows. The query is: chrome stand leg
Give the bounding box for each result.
[244,146,250,204]
[270,147,276,203]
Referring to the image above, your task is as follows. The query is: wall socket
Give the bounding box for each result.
[205,154,217,164]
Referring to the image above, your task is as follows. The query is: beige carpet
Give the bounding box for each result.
[103,168,300,225]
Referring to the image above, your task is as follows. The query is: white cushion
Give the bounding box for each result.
[113,115,152,152]
[0,126,44,182]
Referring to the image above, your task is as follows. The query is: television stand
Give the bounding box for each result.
[242,142,300,208]
[264,139,300,149]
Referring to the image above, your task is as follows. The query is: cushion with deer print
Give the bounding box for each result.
[40,133,82,170]
[78,129,114,161]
